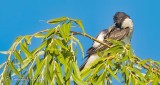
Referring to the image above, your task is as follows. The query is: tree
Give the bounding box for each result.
[0,17,159,85]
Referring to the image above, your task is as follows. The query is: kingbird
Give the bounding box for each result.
[80,12,134,71]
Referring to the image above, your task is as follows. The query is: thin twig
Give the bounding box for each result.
[133,56,160,74]
[71,31,111,48]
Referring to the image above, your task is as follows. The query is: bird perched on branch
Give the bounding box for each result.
[80,12,134,71]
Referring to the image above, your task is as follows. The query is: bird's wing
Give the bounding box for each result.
[87,27,130,55]
[87,25,115,54]
[108,27,130,40]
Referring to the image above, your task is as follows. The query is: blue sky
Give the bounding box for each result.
[0,0,160,84]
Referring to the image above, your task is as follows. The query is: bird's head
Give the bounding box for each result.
[113,12,133,29]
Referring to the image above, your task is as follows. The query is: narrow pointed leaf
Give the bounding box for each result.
[8,61,21,77]
[20,43,33,59]
[72,74,86,85]
[32,40,47,55]
[72,62,81,78]
[55,62,64,84]
[14,50,23,64]
[75,20,85,33]
[106,68,119,81]
[45,28,56,38]
[96,71,107,84]
[73,37,84,57]
[48,17,68,24]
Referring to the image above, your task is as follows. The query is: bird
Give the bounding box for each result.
[79,12,134,71]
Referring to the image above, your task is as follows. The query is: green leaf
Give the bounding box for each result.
[34,59,45,78]
[55,62,64,84]
[145,69,151,79]
[138,59,150,66]
[65,22,71,36]
[55,39,68,50]
[152,75,158,85]
[106,68,119,81]
[17,58,32,72]
[103,45,123,55]
[72,62,81,78]
[131,75,135,85]
[20,43,34,59]
[131,67,145,79]
[47,17,68,24]
[73,37,84,57]
[14,50,23,64]
[75,20,85,33]
[65,63,72,82]
[106,39,123,45]
[45,27,56,38]
[72,74,87,85]
[57,53,66,67]
[34,33,46,38]
[96,71,107,84]
[32,40,47,55]
[119,55,128,62]
[24,36,32,44]
[80,68,92,79]
[90,63,105,76]
[59,23,71,40]
[125,68,129,83]
[8,61,21,77]
[9,36,24,51]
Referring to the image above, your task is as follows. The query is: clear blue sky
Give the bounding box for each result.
[0,0,160,84]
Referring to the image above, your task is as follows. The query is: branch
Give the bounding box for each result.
[133,56,160,74]
[71,31,111,48]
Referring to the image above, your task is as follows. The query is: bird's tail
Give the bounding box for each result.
[79,55,90,71]
[79,54,100,71]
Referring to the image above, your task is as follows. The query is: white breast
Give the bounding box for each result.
[122,18,133,29]
[84,54,100,68]
[92,31,106,48]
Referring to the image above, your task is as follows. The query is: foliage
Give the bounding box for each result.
[0,17,160,85]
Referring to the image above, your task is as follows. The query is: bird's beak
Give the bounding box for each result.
[115,22,121,28]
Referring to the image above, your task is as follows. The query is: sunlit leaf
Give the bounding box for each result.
[72,74,87,85]
[65,63,72,83]
[74,20,85,33]
[80,68,92,79]
[131,75,135,85]
[152,75,158,85]
[47,17,68,24]
[96,71,107,84]
[72,62,81,78]
[32,40,47,55]
[73,37,84,57]
[106,67,119,81]
[34,59,45,78]
[8,61,21,77]
[54,39,68,50]
[20,43,34,59]
[9,36,24,51]
[45,27,56,38]
[55,62,64,84]
[14,50,23,64]
[24,36,32,44]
